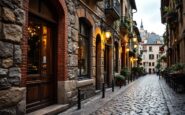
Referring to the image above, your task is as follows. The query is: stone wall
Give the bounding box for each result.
[64,0,105,105]
[0,0,25,114]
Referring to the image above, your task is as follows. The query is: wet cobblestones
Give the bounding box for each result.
[91,75,169,115]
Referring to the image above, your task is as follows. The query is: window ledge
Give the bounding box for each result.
[77,79,94,87]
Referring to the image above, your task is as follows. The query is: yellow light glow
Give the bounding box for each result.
[119,47,122,53]
[102,43,105,50]
[130,57,133,62]
[134,44,138,48]
[133,58,138,61]
[126,48,130,52]
[133,38,137,42]
[105,31,111,39]
[43,26,47,35]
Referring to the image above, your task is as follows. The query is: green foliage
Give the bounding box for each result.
[171,63,185,71]
[131,67,146,76]
[120,68,130,77]
[164,6,173,13]
[115,75,125,81]
[162,63,185,75]
[120,16,131,31]
[155,63,161,70]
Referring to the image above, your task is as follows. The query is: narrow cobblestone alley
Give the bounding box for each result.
[91,75,169,115]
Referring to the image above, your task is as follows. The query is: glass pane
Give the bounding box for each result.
[78,36,88,76]
[27,21,51,76]
[41,26,48,77]
[27,23,41,74]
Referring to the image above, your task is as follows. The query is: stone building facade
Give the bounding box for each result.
[0,0,26,114]
[0,0,139,114]
[161,0,185,66]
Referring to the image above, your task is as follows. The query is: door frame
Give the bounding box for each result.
[26,13,58,112]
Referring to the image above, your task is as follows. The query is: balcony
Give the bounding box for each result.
[120,16,130,35]
[104,0,121,21]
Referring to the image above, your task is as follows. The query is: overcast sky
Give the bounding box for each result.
[133,0,166,36]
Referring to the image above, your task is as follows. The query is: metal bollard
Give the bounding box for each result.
[112,80,114,92]
[102,83,105,98]
[77,88,81,110]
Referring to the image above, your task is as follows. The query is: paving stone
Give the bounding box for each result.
[60,75,185,115]
[92,75,170,114]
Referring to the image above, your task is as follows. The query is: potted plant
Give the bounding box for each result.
[115,74,126,87]
[120,68,131,81]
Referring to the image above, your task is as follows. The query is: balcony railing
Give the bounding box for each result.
[105,0,121,20]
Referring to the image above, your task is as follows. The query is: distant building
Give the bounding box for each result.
[139,21,163,74]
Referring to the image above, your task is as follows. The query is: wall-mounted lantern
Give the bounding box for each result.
[105,31,111,39]
[133,37,137,42]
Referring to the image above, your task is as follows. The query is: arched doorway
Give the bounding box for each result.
[26,0,60,112]
[96,35,101,90]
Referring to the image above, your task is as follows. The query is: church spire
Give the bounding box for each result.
[140,19,143,29]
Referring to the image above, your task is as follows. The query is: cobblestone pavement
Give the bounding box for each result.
[91,75,169,115]
[160,78,185,115]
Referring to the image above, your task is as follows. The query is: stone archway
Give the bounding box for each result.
[21,0,68,112]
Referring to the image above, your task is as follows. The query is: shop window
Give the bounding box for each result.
[27,18,52,77]
[78,18,91,79]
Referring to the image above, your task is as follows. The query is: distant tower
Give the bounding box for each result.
[140,19,143,29]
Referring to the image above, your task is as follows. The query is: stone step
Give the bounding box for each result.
[27,104,69,115]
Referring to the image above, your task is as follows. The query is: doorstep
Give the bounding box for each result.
[27,104,69,115]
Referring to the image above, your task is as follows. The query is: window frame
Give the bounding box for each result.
[78,18,91,79]
[149,54,154,60]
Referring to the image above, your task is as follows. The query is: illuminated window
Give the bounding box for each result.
[27,17,52,77]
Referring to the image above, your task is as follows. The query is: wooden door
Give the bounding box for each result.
[96,36,101,90]
[104,45,110,87]
[26,16,56,112]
